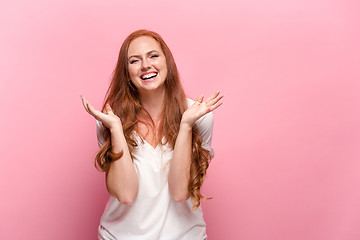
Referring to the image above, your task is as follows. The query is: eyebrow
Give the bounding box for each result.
[128,50,159,60]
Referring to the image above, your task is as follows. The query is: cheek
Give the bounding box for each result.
[128,66,138,78]
[158,60,167,72]
[162,63,168,78]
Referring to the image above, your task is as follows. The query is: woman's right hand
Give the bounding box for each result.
[80,95,122,131]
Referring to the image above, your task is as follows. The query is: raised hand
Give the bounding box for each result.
[181,91,224,128]
[80,95,122,131]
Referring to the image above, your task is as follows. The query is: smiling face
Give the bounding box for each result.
[127,36,168,95]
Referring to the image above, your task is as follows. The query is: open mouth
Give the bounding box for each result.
[140,72,158,81]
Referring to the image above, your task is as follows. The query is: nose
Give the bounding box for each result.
[141,58,151,71]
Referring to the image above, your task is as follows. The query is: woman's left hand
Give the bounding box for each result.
[181,91,224,128]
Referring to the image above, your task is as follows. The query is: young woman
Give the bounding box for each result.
[81,29,223,240]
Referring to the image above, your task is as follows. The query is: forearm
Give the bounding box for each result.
[106,127,139,205]
[168,123,193,202]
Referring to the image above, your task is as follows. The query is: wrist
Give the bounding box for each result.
[109,124,123,133]
[180,122,193,132]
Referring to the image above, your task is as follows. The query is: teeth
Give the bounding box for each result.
[141,73,157,79]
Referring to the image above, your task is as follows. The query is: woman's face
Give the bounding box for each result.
[127,36,168,94]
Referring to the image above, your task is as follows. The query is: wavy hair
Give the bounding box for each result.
[95,29,211,210]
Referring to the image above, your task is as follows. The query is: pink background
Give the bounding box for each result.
[1,0,359,239]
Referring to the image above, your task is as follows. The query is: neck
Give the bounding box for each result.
[138,87,166,121]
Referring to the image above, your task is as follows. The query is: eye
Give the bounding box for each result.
[150,54,159,58]
[129,59,138,64]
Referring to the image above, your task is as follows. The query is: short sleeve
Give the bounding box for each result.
[186,98,215,160]
[96,120,106,148]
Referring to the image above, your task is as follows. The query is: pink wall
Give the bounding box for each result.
[1,0,359,239]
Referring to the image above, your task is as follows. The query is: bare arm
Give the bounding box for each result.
[168,91,223,202]
[168,123,193,202]
[81,95,138,205]
[106,126,139,205]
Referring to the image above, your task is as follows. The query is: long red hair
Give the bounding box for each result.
[95,29,211,210]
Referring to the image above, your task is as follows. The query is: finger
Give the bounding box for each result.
[81,95,105,121]
[205,90,220,103]
[84,98,98,116]
[196,94,204,104]
[87,102,96,117]
[207,93,224,107]
[80,95,86,110]
[87,103,106,120]
[85,101,92,114]
[87,101,96,114]
[209,100,223,112]
[81,95,90,113]
[105,104,114,115]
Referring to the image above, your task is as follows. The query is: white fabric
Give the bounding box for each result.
[96,98,214,240]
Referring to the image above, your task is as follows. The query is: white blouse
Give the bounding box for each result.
[96,98,214,240]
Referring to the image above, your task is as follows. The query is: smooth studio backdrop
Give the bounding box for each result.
[1,0,359,239]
